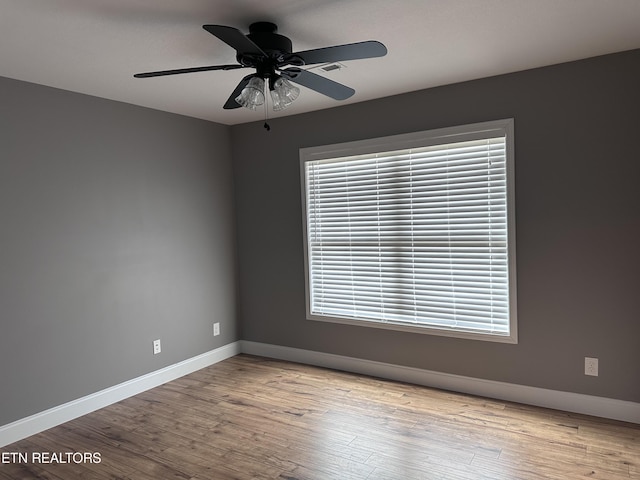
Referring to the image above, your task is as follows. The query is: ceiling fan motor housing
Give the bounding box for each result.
[240,22,293,63]
[239,22,298,87]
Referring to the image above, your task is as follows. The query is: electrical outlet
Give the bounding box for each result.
[153,339,161,355]
[585,357,598,376]
[213,322,220,336]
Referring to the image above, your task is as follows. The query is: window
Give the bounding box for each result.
[300,119,517,343]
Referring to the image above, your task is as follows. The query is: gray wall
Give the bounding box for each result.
[231,49,640,402]
[0,77,238,426]
[1,48,638,429]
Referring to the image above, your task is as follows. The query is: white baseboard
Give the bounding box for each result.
[2,339,637,449]
[0,342,241,448]
[240,341,640,425]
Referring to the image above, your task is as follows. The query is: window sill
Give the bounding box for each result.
[306,313,518,344]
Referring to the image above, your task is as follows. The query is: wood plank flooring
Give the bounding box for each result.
[1,354,639,479]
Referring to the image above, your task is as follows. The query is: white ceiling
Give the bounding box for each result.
[2,0,640,126]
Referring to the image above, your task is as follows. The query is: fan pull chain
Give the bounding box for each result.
[263,82,271,131]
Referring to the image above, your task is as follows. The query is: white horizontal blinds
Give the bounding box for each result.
[305,136,510,335]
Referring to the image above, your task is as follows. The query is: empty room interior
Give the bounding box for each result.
[1,1,639,479]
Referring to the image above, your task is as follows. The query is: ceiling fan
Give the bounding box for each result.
[134,22,387,112]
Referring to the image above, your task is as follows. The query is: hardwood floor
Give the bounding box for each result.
[1,354,639,479]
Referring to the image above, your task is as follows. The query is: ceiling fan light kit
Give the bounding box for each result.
[134,21,387,113]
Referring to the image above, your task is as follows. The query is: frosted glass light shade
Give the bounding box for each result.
[235,77,265,110]
[270,78,300,111]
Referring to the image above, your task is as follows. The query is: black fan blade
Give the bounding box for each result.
[281,68,354,100]
[223,74,255,109]
[203,25,266,56]
[285,40,387,66]
[134,64,244,78]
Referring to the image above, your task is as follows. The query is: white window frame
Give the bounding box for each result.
[300,119,517,343]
